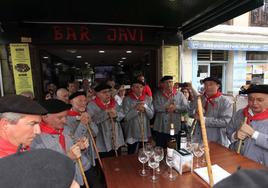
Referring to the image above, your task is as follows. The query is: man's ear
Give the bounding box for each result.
[0,118,9,130]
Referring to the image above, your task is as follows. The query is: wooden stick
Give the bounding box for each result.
[110,116,118,157]
[237,117,248,154]
[138,112,145,149]
[77,157,90,188]
[190,119,197,137]
[86,125,104,170]
[197,96,214,187]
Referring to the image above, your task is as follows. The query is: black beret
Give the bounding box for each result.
[241,84,268,95]
[69,91,86,100]
[40,99,72,114]
[0,95,47,115]
[214,169,268,188]
[0,149,75,188]
[131,79,145,86]
[160,75,173,82]
[203,77,221,85]
[94,83,112,92]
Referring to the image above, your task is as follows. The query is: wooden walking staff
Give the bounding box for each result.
[109,116,118,157]
[237,117,248,154]
[77,157,90,188]
[86,124,104,170]
[197,96,214,187]
[138,112,145,149]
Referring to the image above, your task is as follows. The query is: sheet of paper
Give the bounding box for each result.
[194,164,231,184]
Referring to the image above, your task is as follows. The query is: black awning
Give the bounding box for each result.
[0,0,264,39]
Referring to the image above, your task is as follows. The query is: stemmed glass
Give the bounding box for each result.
[154,146,164,174]
[192,143,204,168]
[166,148,176,181]
[138,148,149,176]
[144,143,154,169]
[148,154,159,182]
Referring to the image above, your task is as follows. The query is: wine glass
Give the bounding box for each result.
[154,146,164,174]
[192,143,204,168]
[144,143,154,169]
[166,148,176,181]
[138,149,149,176]
[148,154,159,182]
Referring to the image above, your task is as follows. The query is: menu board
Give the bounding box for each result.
[162,46,179,82]
[10,43,34,95]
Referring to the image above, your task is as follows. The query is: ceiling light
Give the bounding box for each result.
[99,50,105,53]
[72,66,76,69]
[118,63,121,65]
[85,62,88,65]
[119,60,123,63]
[66,49,77,54]
[76,55,82,58]
[55,63,62,66]
[43,56,49,59]
[126,50,132,53]
[121,57,126,60]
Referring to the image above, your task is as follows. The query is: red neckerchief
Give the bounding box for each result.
[162,88,177,99]
[0,138,18,158]
[40,121,66,152]
[67,109,81,116]
[243,106,268,124]
[204,91,222,111]
[94,96,116,110]
[129,91,145,101]
[142,85,152,97]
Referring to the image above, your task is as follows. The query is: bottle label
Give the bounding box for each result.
[170,129,175,136]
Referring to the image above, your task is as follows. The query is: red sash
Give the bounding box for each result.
[67,109,81,116]
[162,89,177,99]
[40,121,66,152]
[204,91,222,111]
[94,96,116,110]
[243,106,268,124]
[129,91,145,101]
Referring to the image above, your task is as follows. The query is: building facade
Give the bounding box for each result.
[182,1,268,95]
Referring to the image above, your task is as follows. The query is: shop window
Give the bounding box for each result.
[250,0,268,27]
[246,51,268,84]
[197,50,228,61]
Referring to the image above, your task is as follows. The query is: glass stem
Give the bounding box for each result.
[170,166,173,178]
[142,163,145,174]
[153,168,155,180]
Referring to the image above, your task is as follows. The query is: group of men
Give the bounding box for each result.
[0,75,268,187]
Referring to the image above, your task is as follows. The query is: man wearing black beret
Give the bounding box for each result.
[87,83,125,157]
[31,99,91,186]
[227,84,268,166]
[190,76,233,147]
[153,75,190,148]
[67,92,104,188]
[0,95,47,158]
[122,79,154,154]
[0,149,80,188]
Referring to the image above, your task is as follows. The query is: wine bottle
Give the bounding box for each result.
[167,123,177,150]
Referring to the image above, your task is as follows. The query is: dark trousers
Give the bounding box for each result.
[154,131,178,149]
[127,142,144,154]
[81,166,106,188]
[99,148,122,158]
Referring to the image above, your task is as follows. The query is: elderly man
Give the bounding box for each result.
[153,76,189,148]
[227,84,268,166]
[56,88,69,103]
[0,95,47,158]
[87,83,125,158]
[31,99,91,187]
[137,74,152,98]
[123,80,154,154]
[192,77,233,147]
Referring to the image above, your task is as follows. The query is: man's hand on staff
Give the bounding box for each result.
[80,112,91,125]
[166,103,176,113]
[136,102,145,112]
[67,143,81,160]
[236,123,255,140]
[76,137,89,150]
[107,108,117,118]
